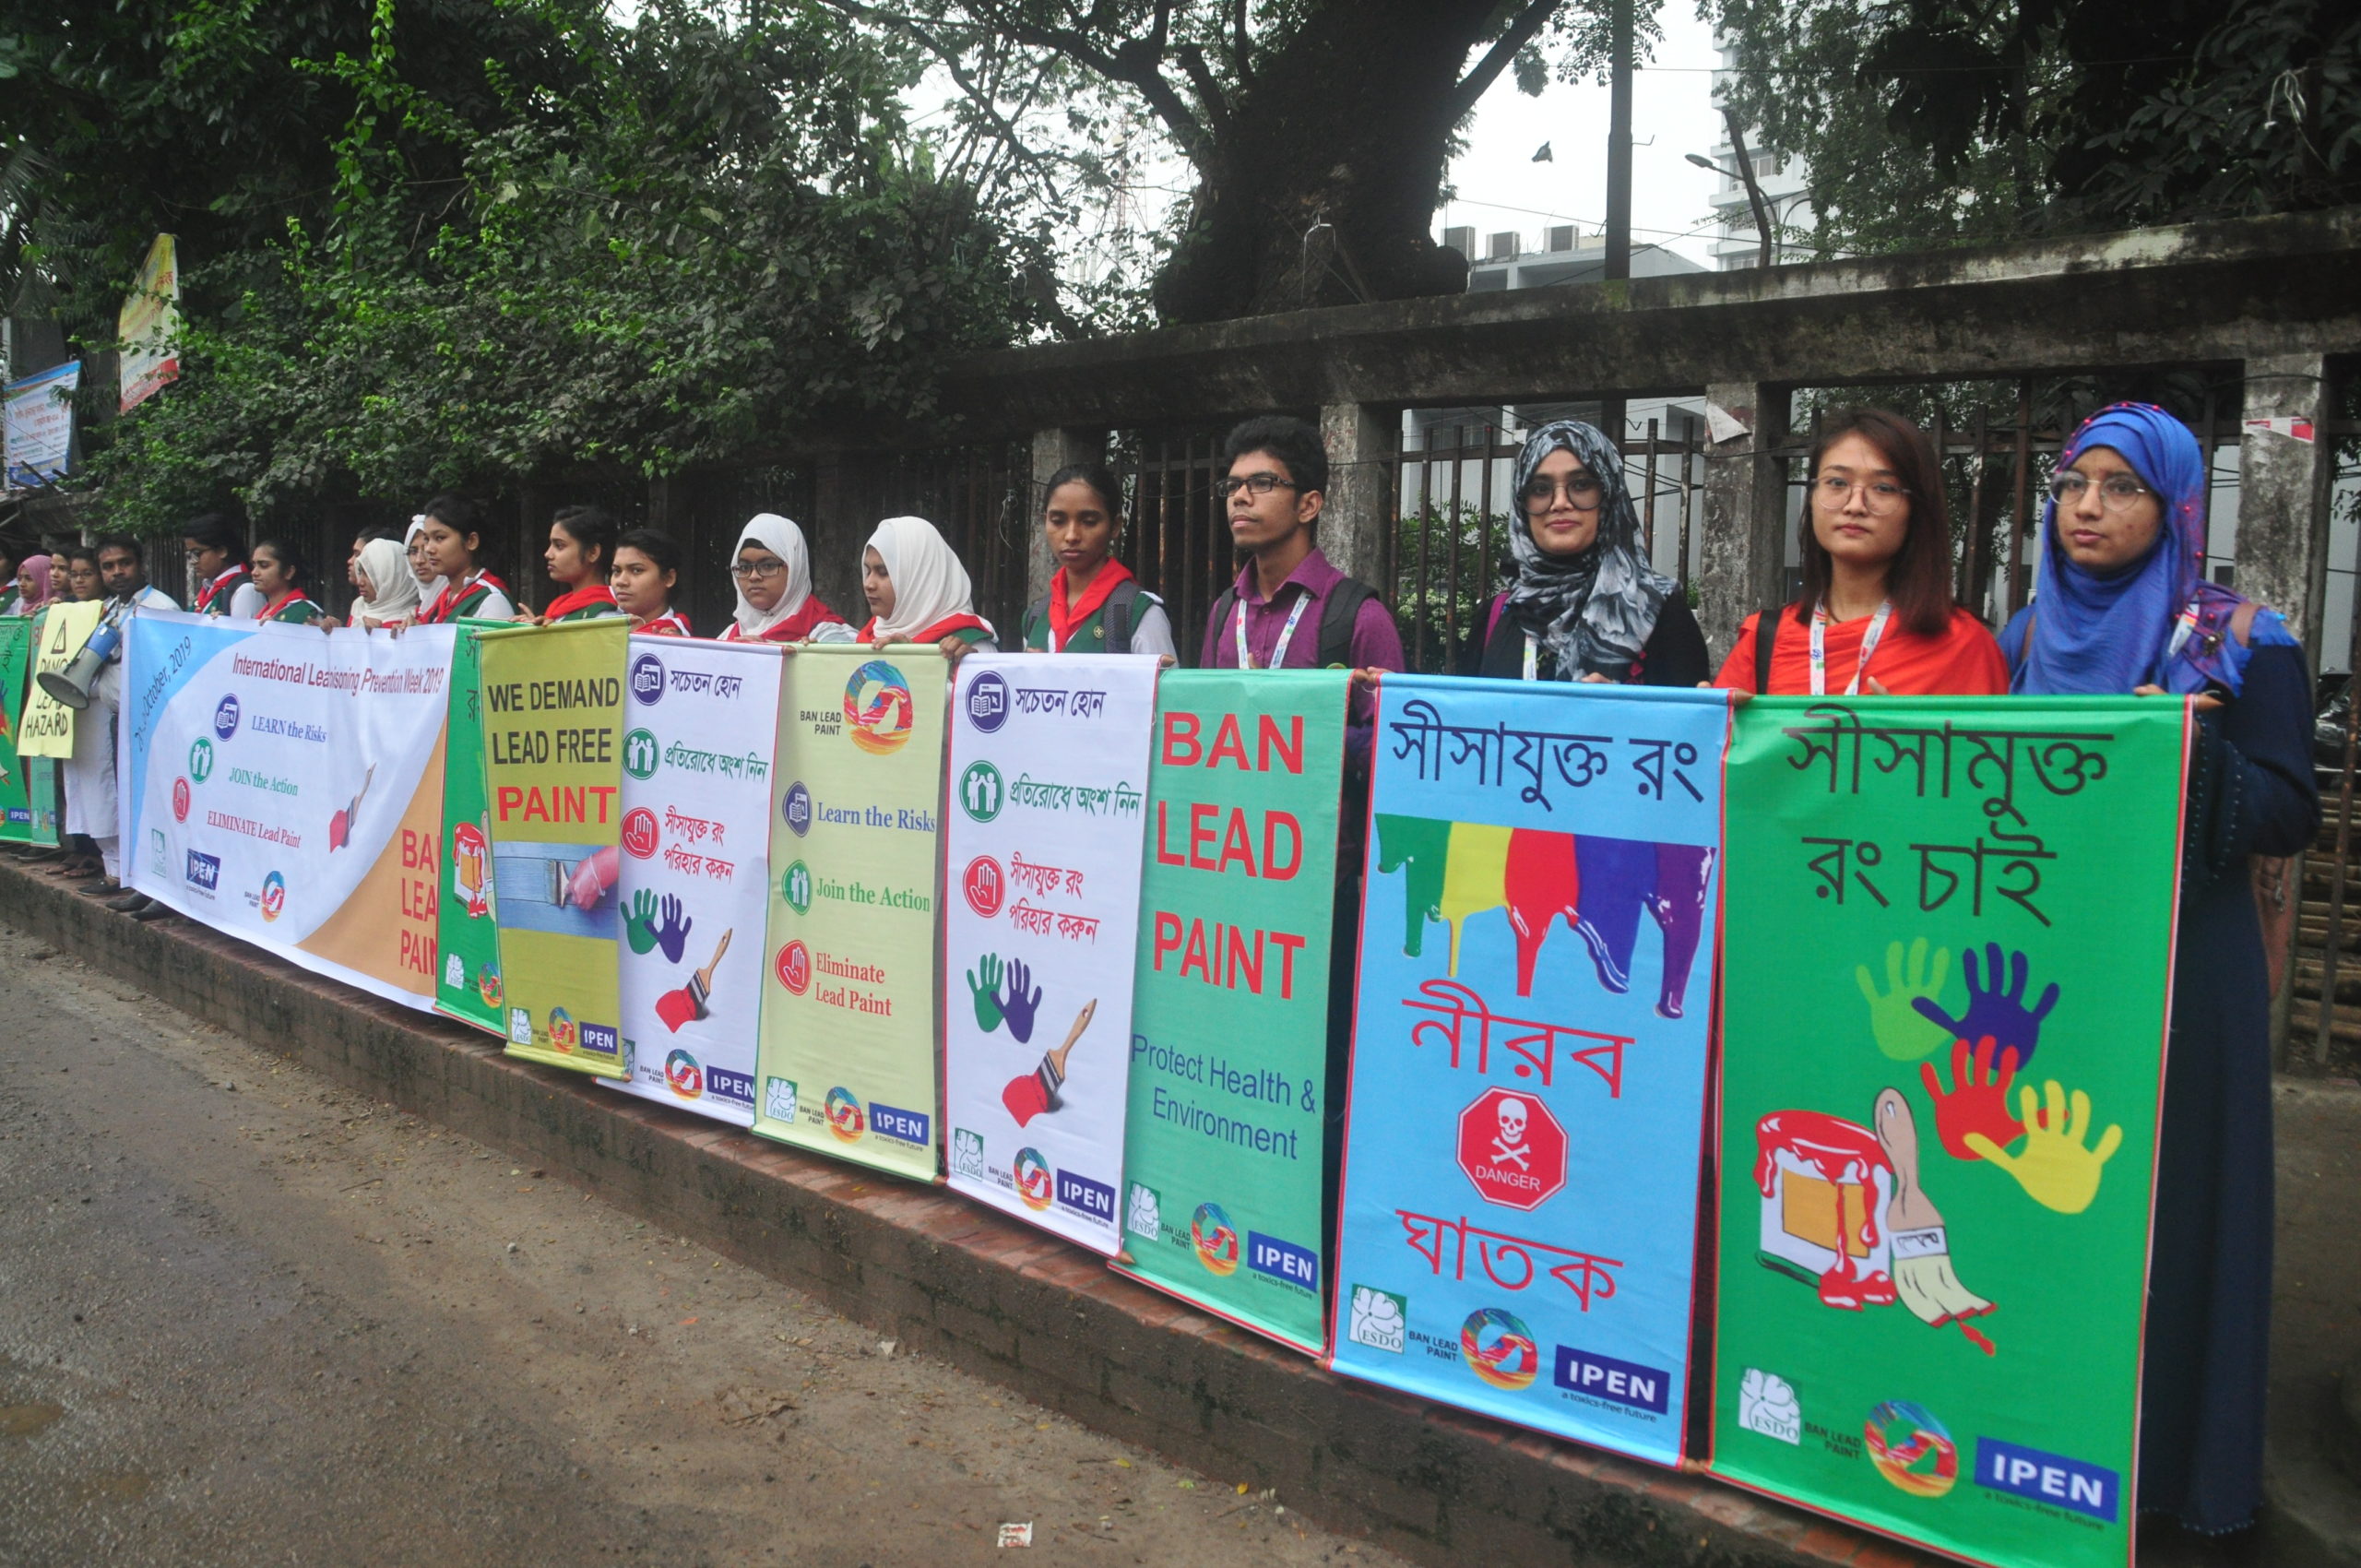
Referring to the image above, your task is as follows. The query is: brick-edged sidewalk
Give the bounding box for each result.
[0,857,1938,1568]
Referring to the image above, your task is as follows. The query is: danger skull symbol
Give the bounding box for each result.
[1491,1098,1533,1170]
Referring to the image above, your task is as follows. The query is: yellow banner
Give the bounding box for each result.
[18,602,102,757]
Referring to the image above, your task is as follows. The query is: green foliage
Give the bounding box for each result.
[42,1,1042,531]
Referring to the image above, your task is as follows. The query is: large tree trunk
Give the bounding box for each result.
[1151,0,1508,324]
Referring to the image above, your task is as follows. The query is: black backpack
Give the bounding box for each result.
[1208,576,1378,670]
[1025,579,1154,652]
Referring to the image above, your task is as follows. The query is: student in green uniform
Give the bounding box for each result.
[856,516,997,659]
[251,540,328,625]
[1017,464,1176,658]
[415,495,516,623]
[536,504,623,623]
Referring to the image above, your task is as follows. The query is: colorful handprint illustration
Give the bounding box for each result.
[1965,1081,2122,1216]
[1918,1036,2025,1161]
[966,952,1095,1125]
[1912,943,2058,1069]
[1854,938,1953,1062]
[624,890,694,962]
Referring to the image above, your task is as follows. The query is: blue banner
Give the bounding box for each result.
[1328,675,1729,1466]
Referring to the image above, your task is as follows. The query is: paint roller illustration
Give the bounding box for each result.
[1003,999,1097,1126]
[654,928,732,1032]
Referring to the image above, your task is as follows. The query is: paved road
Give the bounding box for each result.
[0,921,1408,1568]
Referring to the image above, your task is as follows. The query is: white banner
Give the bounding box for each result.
[124,611,456,1008]
[5,361,80,487]
[943,654,1159,1252]
[609,637,781,1126]
[118,233,182,413]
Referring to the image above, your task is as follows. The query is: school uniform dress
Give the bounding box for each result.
[419,573,516,624]
[718,595,847,643]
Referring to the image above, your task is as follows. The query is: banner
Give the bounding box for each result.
[477,621,628,1078]
[117,233,182,413]
[611,637,782,1127]
[1114,671,1347,1354]
[753,644,947,1180]
[1330,677,1726,1465]
[1709,697,2186,1568]
[0,619,61,843]
[433,619,506,1035]
[4,362,80,488]
[18,601,101,758]
[943,654,1159,1251]
[124,611,455,1008]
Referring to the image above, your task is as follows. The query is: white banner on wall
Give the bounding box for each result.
[942,654,1160,1253]
[608,636,782,1127]
[124,611,457,1008]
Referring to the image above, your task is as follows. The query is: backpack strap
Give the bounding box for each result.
[2230,601,2260,647]
[1317,577,1379,670]
[1103,579,1141,654]
[1210,587,1240,662]
[1022,591,1050,650]
[1753,601,1785,694]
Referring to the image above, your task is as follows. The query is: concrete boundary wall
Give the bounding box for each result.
[0,859,1942,1568]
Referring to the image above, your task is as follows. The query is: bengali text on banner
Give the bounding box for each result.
[477,620,628,1077]
[610,636,782,1128]
[1709,696,2187,1568]
[753,644,947,1182]
[123,611,455,1008]
[0,618,62,843]
[1115,670,1347,1354]
[433,619,507,1035]
[1330,676,1727,1465]
[943,654,1159,1252]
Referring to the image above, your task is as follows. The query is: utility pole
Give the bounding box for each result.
[1603,0,1633,442]
[1722,107,1777,270]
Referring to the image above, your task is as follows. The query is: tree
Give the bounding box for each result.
[825,0,1626,322]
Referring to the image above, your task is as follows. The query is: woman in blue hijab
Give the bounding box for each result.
[2002,402,2319,1538]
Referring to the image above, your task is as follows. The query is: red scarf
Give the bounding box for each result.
[258,588,311,623]
[635,610,691,637]
[542,584,617,622]
[1048,559,1132,651]
[858,612,990,646]
[422,571,508,624]
[196,564,248,613]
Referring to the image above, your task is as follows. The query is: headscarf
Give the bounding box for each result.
[353,537,421,624]
[1501,420,1677,680]
[2014,402,2250,696]
[10,555,51,616]
[865,516,982,642]
[404,514,447,609]
[730,513,814,640]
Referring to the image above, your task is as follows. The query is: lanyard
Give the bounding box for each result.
[1522,632,1539,682]
[1808,599,1892,696]
[1237,590,1311,671]
[2163,599,2203,663]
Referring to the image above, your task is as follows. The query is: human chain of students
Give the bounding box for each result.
[0,403,2310,1562]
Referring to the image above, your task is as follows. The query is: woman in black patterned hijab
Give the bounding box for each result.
[1473,418,1706,685]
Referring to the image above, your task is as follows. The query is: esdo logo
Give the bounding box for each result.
[213,694,241,740]
[629,651,667,706]
[965,669,1009,733]
[621,807,660,860]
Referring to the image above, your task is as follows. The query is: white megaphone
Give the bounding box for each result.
[38,600,131,710]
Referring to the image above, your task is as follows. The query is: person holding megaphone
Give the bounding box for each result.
[48,536,176,907]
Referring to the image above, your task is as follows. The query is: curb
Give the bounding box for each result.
[0,858,1940,1568]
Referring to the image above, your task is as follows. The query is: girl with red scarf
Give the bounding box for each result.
[857,516,995,658]
[1017,464,1174,657]
[611,528,692,636]
[533,505,623,624]
[413,495,516,624]
[718,513,847,643]
[250,539,327,625]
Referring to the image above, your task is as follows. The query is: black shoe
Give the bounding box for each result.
[130,901,173,922]
[106,891,151,914]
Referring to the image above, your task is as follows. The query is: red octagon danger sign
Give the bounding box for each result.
[1456,1087,1568,1211]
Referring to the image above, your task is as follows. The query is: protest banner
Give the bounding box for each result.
[4,362,80,488]
[477,620,628,1078]
[1710,696,2186,1568]
[610,636,782,1127]
[753,644,948,1180]
[1114,670,1347,1354]
[18,600,101,759]
[0,619,61,844]
[123,611,455,1008]
[943,654,1159,1251]
[117,232,182,413]
[433,619,507,1036]
[1330,677,1726,1465]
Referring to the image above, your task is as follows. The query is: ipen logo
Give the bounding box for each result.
[629,651,666,706]
[870,1101,931,1146]
[781,781,813,837]
[706,1066,754,1107]
[1054,1169,1116,1224]
[1552,1346,1671,1414]
[1975,1439,2118,1522]
[580,1022,621,1058]
[966,669,1009,733]
[184,849,221,891]
[1247,1230,1319,1292]
[213,694,241,740]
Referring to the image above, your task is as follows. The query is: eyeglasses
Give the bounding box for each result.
[1520,474,1604,508]
[1811,475,1910,511]
[2047,472,2153,510]
[730,558,787,580]
[1215,473,1302,501]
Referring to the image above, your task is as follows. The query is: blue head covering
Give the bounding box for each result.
[2013,402,2253,696]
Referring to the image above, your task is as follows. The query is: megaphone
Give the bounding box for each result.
[38,602,130,710]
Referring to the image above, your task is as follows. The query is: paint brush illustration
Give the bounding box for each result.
[1003,999,1096,1126]
[1874,1087,1997,1354]
[656,928,732,1032]
[327,764,375,852]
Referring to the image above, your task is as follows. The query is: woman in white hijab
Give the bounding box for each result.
[403,515,446,615]
[858,516,995,656]
[720,513,849,642]
[350,536,423,628]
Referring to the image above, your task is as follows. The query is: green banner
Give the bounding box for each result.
[0,618,58,844]
[433,619,506,1035]
[753,644,947,1182]
[1711,697,2187,1567]
[477,620,628,1078]
[1114,670,1347,1354]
